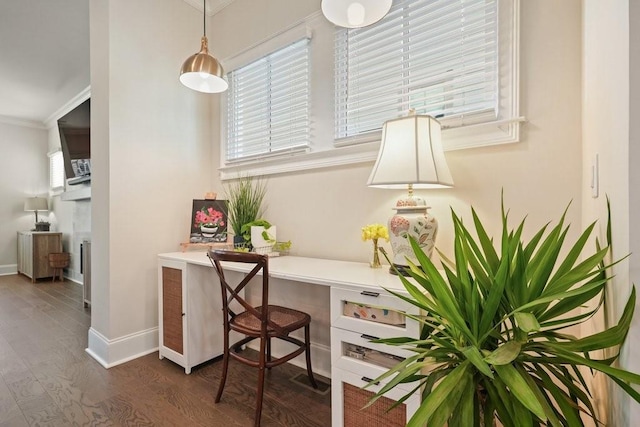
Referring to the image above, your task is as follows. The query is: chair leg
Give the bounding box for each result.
[255,337,267,427]
[215,332,230,403]
[304,324,318,389]
[266,337,272,370]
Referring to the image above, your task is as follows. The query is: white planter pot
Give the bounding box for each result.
[251,226,276,254]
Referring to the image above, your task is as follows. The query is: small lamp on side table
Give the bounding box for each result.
[24,197,49,231]
[367,111,453,275]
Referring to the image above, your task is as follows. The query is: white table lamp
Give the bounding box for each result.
[24,196,48,223]
[367,112,453,274]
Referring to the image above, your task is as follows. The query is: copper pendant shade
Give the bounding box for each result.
[180,0,227,93]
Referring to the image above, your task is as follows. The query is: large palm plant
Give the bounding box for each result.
[372,199,640,426]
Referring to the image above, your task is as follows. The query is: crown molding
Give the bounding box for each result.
[182,0,236,16]
[0,115,46,130]
[43,86,91,129]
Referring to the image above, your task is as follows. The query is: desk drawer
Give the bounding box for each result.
[331,286,419,339]
[331,327,416,393]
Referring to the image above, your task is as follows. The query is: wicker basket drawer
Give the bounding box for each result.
[331,367,420,427]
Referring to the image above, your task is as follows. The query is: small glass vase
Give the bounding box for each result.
[370,238,382,268]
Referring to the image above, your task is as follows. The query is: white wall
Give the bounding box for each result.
[0,121,49,275]
[582,0,640,424]
[88,0,215,366]
[208,0,583,262]
[629,0,640,422]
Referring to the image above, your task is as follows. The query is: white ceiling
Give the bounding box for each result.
[0,0,234,127]
[0,0,90,126]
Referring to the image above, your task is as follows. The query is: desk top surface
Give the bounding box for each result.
[158,251,414,293]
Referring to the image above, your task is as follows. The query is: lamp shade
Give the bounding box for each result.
[24,197,48,212]
[321,0,393,28]
[180,37,228,94]
[367,114,453,189]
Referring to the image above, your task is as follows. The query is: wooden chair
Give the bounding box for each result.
[207,249,318,427]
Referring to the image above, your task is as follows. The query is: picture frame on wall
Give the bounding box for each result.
[189,199,229,243]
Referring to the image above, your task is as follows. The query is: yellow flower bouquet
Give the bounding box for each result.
[361,223,389,268]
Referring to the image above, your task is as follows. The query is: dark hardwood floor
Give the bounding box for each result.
[0,274,331,426]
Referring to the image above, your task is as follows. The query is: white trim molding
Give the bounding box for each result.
[0,115,46,130]
[86,326,159,369]
[44,86,91,128]
[0,265,18,276]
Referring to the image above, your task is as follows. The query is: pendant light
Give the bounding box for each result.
[180,0,228,93]
[321,0,392,28]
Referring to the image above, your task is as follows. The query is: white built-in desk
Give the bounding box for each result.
[157,252,420,426]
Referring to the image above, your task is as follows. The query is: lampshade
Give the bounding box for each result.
[25,196,48,226]
[180,0,228,93]
[321,0,393,28]
[367,114,453,189]
[24,197,48,212]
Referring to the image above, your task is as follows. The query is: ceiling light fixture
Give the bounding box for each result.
[180,0,228,93]
[321,0,393,28]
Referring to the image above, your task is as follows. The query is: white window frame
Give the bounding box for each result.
[219,1,521,179]
[49,149,65,194]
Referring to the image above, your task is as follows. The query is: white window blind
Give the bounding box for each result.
[49,150,64,191]
[335,0,498,140]
[226,38,311,162]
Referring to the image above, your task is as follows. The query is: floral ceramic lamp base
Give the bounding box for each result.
[388,197,437,276]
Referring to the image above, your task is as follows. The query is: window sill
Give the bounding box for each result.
[219,141,379,180]
[219,118,524,179]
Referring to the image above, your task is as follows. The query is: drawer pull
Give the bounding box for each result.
[360,291,380,297]
[360,334,379,341]
[361,376,379,385]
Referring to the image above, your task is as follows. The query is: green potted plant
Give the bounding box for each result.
[224,175,267,245]
[371,198,640,427]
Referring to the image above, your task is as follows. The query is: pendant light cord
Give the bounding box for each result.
[203,0,206,37]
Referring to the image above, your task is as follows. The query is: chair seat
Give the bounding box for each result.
[231,305,311,335]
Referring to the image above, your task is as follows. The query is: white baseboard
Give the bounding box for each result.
[0,264,17,276]
[87,326,159,368]
[248,340,331,379]
[65,276,83,285]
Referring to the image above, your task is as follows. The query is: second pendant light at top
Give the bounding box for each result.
[321,0,393,28]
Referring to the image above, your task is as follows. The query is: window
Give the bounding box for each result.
[335,0,520,150]
[226,38,311,163]
[49,150,64,192]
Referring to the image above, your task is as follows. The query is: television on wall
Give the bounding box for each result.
[58,98,90,185]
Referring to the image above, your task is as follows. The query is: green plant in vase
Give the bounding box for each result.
[370,198,640,427]
[224,175,267,244]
